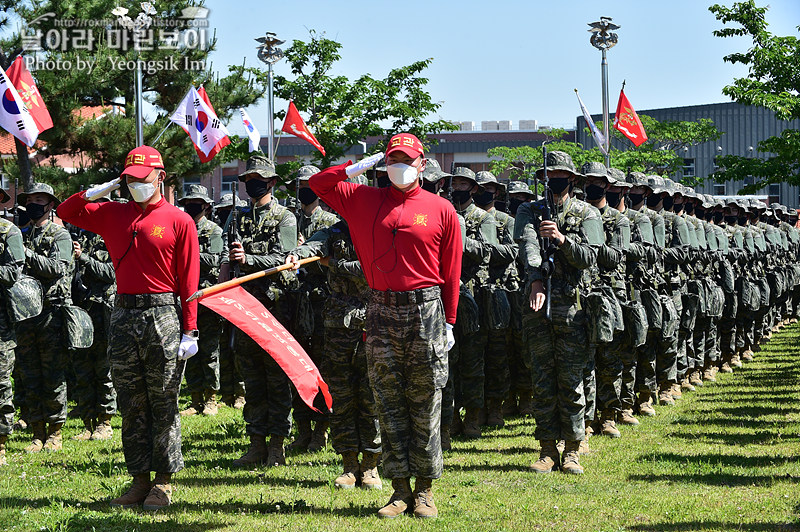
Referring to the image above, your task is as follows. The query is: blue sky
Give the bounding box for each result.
[206,0,800,136]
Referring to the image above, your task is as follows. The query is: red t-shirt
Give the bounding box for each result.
[57,193,199,330]
[310,163,462,324]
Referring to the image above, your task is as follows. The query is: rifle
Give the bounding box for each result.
[447,161,454,203]
[227,182,241,351]
[539,144,556,321]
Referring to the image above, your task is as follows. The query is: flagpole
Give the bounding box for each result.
[267,61,274,161]
[588,17,620,169]
[149,84,193,146]
[601,48,610,168]
[256,32,285,162]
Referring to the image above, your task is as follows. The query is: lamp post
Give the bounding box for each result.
[113,2,156,147]
[588,17,620,168]
[256,32,285,162]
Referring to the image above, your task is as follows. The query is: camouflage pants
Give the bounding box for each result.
[0,348,13,436]
[109,297,184,475]
[455,322,487,411]
[736,311,756,350]
[524,285,589,442]
[719,316,737,357]
[635,330,659,396]
[16,308,67,424]
[218,321,245,398]
[72,301,116,420]
[184,306,221,394]
[322,326,380,454]
[507,289,531,394]
[366,287,447,480]
[658,290,681,387]
[582,350,596,424]
[485,326,511,401]
[292,292,328,425]
[594,333,626,415]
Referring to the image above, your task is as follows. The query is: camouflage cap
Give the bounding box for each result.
[346,173,370,186]
[607,168,631,188]
[535,150,577,178]
[452,167,481,189]
[295,165,321,182]
[421,158,450,184]
[698,194,713,209]
[475,171,505,192]
[770,202,787,215]
[736,198,751,210]
[751,199,768,211]
[581,161,608,180]
[507,180,535,197]
[790,209,799,219]
[215,193,248,209]
[646,175,667,195]
[238,152,278,182]
[178,184,213,205]
[662,178,677,196]
[627,171,649,189]
[19,182,60,206]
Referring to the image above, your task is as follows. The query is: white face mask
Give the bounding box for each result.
[128,180,157,203]
[387,163,419,187]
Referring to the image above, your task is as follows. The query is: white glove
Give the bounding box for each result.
[85,177,121,201]
[346,152,384,177]
[445,323,455,351]
[177,334,199,361]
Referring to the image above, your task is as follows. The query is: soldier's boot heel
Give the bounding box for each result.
[110,473,152,509]
[91,414,113,440]
[377,478,412,519]
[561,441,584,475]
[43,423,63,452]
[412,478,438,518]
[530,440,560,473]
[72,418,95,441]
[143,473,172,511]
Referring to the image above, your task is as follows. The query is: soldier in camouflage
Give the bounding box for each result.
[0,185,24,465]
[515,151,604,474]
[16,183,73,454]
[222,153,298,469]
[287,165,339,453]
[179,185,223,417]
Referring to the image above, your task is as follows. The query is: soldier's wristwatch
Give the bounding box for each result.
[184,329,199,339]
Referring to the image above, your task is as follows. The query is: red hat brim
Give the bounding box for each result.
[122,165,156,179]
[385,145,423,159]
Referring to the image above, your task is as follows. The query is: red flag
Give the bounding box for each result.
[6,56,53,133]
[281,101,326,156]
[194,86,230,163]
[199,286,332,413]
[613,89,648,147]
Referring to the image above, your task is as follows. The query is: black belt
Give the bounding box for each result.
[371,286,441,306]
[114,293,179,309]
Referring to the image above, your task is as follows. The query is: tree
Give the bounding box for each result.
[708,1,800,193]
[246,30,457,168]
[0,0,263,196]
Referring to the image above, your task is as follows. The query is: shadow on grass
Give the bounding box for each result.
[177,472,330,489]
[664,430,795,446]
[627,472,798,487]
[54,513,231,531]
[634,451,794,468]
[628,520,798,531]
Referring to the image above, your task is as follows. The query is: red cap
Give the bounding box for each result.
[385,133,424,159]
[121,145,165,179]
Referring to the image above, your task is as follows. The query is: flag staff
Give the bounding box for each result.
[256,32,285,162]
[588,17,620,168]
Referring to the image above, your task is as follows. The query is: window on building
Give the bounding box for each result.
[0,175,9,191]
[744,175,755,187]
[768,183,780,205]
[182,177,200,197]
[222,174,238,194]
[713,183,726,196]
[682,158,695,178]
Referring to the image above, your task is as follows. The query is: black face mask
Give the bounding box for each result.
[422,181,438,194]
[451,190,472,205]
[684,203,694,215]
[585,184,606,201]
[738,217,748,225]
[183,203,205,218]
[25,203,48,221]
[17,209,31,227]
[646,195,662,209]
[473,190,494,207]
[217,208,232,223]
[245,178,270,199]
[662,196,674,211]
[628,193,645,207]
[377,175,390,188]
[713,212,724,224]
[605,191,622,208]
[548,178,570,195]
[298,187,318,206]
[494,200,507,212]
[509,198,525,215]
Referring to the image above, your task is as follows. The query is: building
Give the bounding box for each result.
[575,101,800,208]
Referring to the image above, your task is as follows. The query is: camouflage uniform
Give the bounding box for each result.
[0,217,24,438]
[290,219,380,454]
[72,229,117,424]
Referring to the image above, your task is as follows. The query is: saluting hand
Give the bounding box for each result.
[529,280,546,312]
[539,220,565,246]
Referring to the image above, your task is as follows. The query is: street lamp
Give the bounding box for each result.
[256,32,285,162]
[588,16,620,168]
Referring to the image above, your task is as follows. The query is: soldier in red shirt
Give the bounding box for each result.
[58,146,200,511]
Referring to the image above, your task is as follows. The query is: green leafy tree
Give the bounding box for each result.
[246,30,457,168]
[708,0,800,193]
[0,0,263,196]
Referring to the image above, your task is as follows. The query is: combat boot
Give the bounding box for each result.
[518,391,534,416]
[110,473,151,509]
[502,391,518,417]
[600,410,620,438]
[232,435,268,467]
[72,418,95,441]
[463,408,481,439]
[0,434,6,466]
[740,349,753,362]
[24,422,46,453]
[287,419,312,452]
[43,422,63,452]
[13,418,27,432]
[232,395,246,409]
[578,438,590,454]
[266,435,286,467]
[451,410,464,436]
[618,409,640,426]
[142,473,172,511]
[731,353,743,368]
[485,398,504,427]
[307,420,329,452]
[360,451,382,490]
[180,392,203,417]
[334,451,359,489]
[529,440,559,473]
[412,477,438,518]
[658,386,675,406]
[377,478,412,519]
[561,440,584,475]
[440,423,451,451]
[92,414,113,441]
[680,378,695,392]
[202,391,218,416]
[703,364,717,382]
[670,383,683,399]
[636,391,656,417]
[720,360,733,373]
[689,370,704,388]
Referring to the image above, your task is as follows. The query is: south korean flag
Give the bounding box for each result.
[0,65,39,147]
[170,86,230,157]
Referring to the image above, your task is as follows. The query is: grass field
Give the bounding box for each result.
[1,326,799,531]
